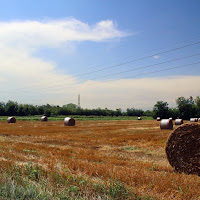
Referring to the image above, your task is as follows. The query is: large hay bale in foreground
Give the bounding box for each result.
[41,116,48,122]
[64,117,75,126]
[7,117,16,123]
[160,119,173,130]
[166,123,200,175]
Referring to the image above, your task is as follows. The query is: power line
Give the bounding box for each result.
[76,41,200,76]
[13,36,200,91]
[6,52,200,93]
[30,60,200,94]
[76,35,200,70]
[2,60,199,105]
[86,53,200,81]
[92,61,200,85]
[5,57,200,95]
[1,40,200,93]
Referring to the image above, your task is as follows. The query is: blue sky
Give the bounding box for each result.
[0,0,200,109]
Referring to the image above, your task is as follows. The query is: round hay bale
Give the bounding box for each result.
[137,117,142,120]
[7,117,16,123]
[160,119,173,130]
[169,117,173,120]
[190,118,198,122]
[166,123,200,175]
[175,119,183,125]
[157,117,161,121]
[64,117,75,126]
[198,118,200,122]
[41,116,48,122]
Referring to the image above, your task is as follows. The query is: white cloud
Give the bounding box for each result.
[153,55,159,59]
[0,18,128,104]
[0,18,127,49]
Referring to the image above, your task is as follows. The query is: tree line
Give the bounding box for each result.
[0,101,146,117]
[0,96,199,119]
[153,96,200,120]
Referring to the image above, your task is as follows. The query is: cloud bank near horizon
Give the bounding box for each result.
[1,74,199,110]
[77,75,200,109]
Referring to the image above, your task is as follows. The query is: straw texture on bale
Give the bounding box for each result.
[41,116,48,122]
[166,123,200,175]
[175,119,183,125]
[64,117,75,126]
[190,118,198,122]
[160,119,173,130]
[138,117,142,120]
[7,117,16,123]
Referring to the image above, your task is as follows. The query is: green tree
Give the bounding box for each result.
[63,103,78,110]
[126,108,144,116]
[28,105,38,115]
[5,101,18,116]
[144,110,153,117]
[50,106,60,116]
[153,101,169,119]
[37,106,44,115]
[44,109,51,117]
[169,108,180,119]
[17,104,26,116]
[176,96,197,119]
[115,108,122,117]
[0,102,5,116]
[195,96,200,116]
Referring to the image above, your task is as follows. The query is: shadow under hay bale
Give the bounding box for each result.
[64,117,75,126]
[41,116,48,122]
[175,119,183,125]
[166,123,200,175]
[160,119,173,130]
[7,117,16,123]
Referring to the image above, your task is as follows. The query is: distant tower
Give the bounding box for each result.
[78,94,80,108]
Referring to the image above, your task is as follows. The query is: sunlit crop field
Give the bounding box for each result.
[0,120,199,199]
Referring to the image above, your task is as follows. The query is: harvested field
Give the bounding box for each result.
[0,120,199,199]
